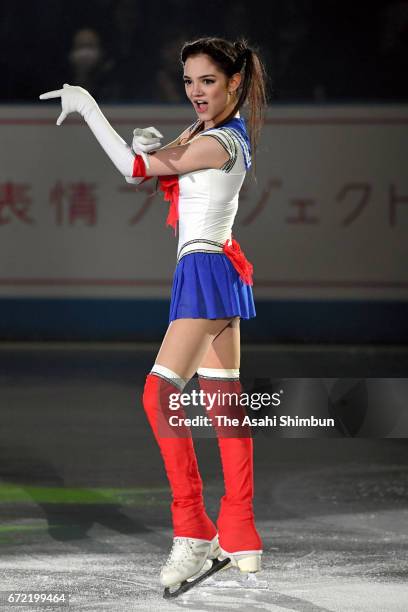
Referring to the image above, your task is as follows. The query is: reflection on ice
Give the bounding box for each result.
[201,571,269,590]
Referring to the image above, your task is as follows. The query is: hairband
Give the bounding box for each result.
[234,44,250,71]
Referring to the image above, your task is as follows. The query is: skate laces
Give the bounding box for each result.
[164,537,192,566]
[164,537,207,567]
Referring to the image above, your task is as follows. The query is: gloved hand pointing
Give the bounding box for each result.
[39,83,148,178]
[39,83,97,125]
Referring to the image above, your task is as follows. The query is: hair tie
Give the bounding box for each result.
[234,41,250,69]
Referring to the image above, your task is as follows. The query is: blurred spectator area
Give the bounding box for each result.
[0,0,407,103]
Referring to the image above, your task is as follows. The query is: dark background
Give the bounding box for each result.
[1,0,407,104]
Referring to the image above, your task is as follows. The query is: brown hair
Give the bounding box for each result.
[180,35,269,177]
[151,35,269,195]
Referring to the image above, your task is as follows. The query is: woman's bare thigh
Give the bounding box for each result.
[199,316,240,370]
[154,317,234,380]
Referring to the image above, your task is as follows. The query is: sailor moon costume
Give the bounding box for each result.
[38,84,262,592]
[38,83,255,322]
[135,116,256,323]
[136,117,263,588]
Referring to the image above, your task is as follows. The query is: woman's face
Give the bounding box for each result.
[183,54,240,126]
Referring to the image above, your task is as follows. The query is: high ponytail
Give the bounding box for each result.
[181,35,269,178]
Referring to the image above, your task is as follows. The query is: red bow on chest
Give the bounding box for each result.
[158,175,179,235]
[223,237,254,285]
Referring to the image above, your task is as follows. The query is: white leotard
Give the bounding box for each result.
[176,118,251,262]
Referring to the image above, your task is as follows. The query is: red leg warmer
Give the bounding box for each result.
[141,372,217,540]
[197,373,263,553]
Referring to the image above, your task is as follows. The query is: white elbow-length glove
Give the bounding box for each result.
[38,83,149,180]
[125,126,163,184]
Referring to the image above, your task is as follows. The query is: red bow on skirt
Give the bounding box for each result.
[158,175,179,235]
[223,237,254,285]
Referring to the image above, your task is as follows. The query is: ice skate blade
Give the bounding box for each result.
[163,557,232,599]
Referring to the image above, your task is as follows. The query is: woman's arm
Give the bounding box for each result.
[39,84,143,178]
[125,124,200,184]
[39,84,229,178]
[133,135,230,178]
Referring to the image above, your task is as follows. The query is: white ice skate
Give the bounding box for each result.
[161,533,231,598]
[219,546,263,573]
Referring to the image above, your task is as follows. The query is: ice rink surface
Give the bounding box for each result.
[0,343,407,611]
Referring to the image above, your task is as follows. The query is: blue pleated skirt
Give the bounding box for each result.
[168,252,256,323]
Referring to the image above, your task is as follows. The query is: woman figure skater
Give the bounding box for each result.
[40,35,268,595]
